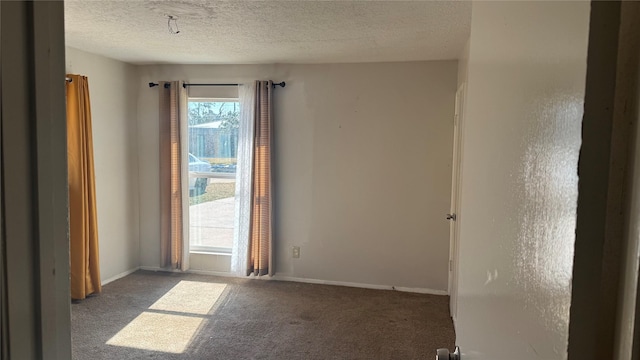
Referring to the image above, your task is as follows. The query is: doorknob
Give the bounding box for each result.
[436,346,460,360]
[446,213,457,221]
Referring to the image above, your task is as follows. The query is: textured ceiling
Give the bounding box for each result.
[64,1,471,65]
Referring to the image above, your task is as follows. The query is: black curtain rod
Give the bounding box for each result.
[148,81,286,89]
[148,82,171,88]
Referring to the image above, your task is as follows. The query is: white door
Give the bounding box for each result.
[448,83,465,319]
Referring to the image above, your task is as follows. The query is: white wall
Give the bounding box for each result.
[66,47,141,283]
[137,61,457,292]
[455,2,590,359]
[457,38,470,89]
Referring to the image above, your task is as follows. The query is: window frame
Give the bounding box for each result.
[185,97,240,255]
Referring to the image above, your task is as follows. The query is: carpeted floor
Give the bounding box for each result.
[71,270,455,359]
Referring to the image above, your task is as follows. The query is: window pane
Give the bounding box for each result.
[187,100,239,252]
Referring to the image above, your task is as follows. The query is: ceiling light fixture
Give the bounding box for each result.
[167,15,180,34]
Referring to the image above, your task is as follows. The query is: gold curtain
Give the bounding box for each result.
[66,74,101,300]
[248,81,274,276]
[159,81,187,269]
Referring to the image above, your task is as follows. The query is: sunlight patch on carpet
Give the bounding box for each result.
[149,281,227,315]
[106,280,228,353]
[106,312,203,353]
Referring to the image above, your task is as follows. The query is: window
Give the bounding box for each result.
[187,100,239,253]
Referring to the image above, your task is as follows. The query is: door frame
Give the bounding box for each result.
[568,1,640,359]
[0,1,71,358]
[448,82,466,320]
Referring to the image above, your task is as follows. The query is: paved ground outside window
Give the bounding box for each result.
[189,178,235,250]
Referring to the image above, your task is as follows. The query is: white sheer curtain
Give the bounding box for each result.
[231,83,256,275]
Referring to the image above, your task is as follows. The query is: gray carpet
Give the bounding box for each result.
[72,270,455,359]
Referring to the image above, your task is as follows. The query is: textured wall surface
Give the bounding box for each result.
[64,1,470,64]
[455,2,590,359]
[136,61,457,292]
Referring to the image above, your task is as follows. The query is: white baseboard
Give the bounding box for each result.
[271,275,448,296]
[101,267,140,286]
[136,266,447,296]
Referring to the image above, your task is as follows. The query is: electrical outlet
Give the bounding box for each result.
[292,246,300,258]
